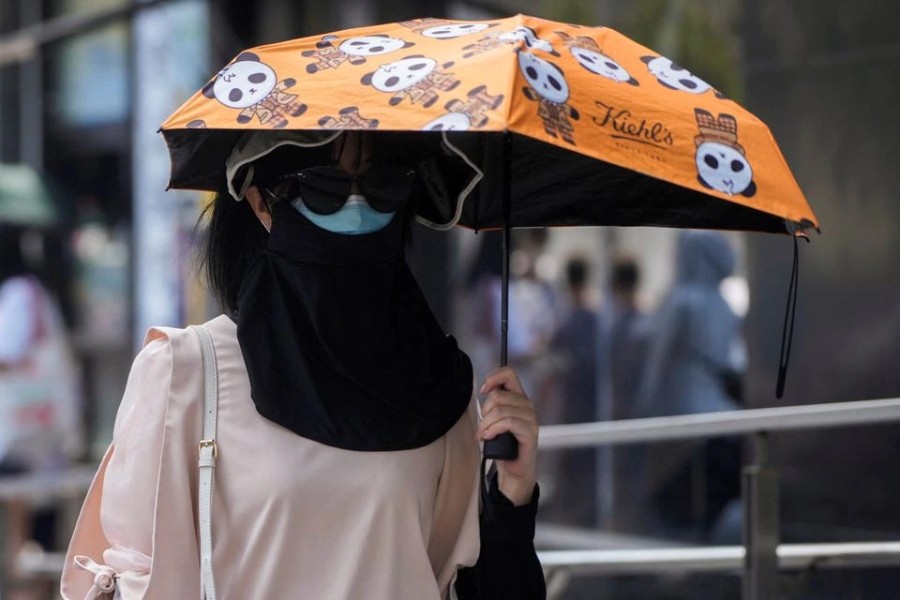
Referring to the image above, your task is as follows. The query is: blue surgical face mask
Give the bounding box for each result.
[291,194,396,235]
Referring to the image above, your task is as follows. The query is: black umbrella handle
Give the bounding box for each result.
[484,432,519,460]
[483,132,519,462]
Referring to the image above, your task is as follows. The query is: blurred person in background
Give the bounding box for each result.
[635,230,745,539]
[608,254,649,419]
[605,253,650,533]
[0,222,82,597]
[546,255,600,527]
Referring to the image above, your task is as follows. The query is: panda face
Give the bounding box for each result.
[498,27,554,54]
[570,47,632,82]
[369,57,437,92]
[422,23,489,39]
[423,113,471,131]
[645,57,712,94]
[339,36,409,57]
[212,60,277,108]
[518,52,569,104]
[695,142,754,196]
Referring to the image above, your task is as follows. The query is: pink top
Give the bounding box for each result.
[62,315,481,599]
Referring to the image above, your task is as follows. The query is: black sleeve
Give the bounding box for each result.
[455,471,546,599]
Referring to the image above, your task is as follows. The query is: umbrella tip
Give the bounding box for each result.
[800,218,821,236]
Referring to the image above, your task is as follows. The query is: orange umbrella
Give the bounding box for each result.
[161,14,818,456]
[161,14,816,234]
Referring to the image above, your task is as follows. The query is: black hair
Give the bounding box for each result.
[611,255,639,292]
[197,192,268,315]
[565,256,590,290]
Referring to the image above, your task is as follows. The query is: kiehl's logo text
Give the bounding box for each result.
[593,101,674,147]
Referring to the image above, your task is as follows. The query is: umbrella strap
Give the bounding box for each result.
[776,234,800,398]
[480,456,498,521]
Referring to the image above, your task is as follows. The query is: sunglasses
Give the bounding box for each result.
[262,165,416,215]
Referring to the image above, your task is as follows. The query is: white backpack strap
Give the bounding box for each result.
[191,325,218,600]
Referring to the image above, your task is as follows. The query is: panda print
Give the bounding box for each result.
[693,109,756,197]
[570,47,637,84]
[424,85,504,131]
[361,56,460,108]
[642,56,725,97]
[318,106,379,129]
[461,27,554,59]
[339,35,412,57]
[363,56,437,93]
[519,51,569,104]
[518,52,579,144]
[696,142,755,196]
[303,35,414,73]
[421,22,490,39]
[202,52,306,127]
[206,55,277,109]
[497,26,558,55]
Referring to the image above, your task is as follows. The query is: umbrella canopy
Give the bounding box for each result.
[160,14,817,235]
[0,163,58,227]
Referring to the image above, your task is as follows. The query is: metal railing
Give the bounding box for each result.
[539,397,900,448]
[539,542,900,574]
[536,396,900,599]
[0,466,96,502]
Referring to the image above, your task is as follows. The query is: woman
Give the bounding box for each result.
[61,131,545,599]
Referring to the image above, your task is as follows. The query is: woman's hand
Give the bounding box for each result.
[477,367,539,506]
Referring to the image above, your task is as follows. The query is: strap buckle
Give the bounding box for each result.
[199,439,218,459]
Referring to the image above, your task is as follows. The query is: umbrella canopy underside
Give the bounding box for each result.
[164,127,795,234]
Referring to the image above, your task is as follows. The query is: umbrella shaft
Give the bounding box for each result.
[490,136,520,463]
[500,132,512,367]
